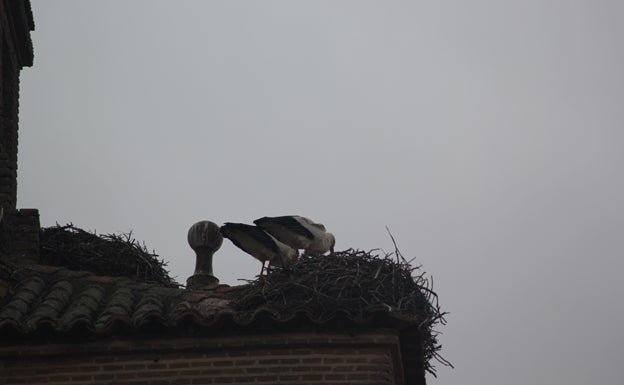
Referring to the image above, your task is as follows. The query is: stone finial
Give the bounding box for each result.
[186,221,223,289]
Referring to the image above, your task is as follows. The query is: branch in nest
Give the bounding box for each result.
[39,224,179,288]
[231,247,452,374]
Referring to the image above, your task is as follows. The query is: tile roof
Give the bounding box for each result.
[0,264,241,336]
[0,263,416,337]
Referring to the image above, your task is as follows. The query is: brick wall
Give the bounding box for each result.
[0,0,34,212]
[0,208,39,263]
[0,27,20,212]
[0,332,406,385]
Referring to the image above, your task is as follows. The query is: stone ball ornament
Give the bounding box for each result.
[188,220,223,253]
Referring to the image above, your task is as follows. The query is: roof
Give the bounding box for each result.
[0,259,425,338]
[0,263,240,336]
[0,249,448,381]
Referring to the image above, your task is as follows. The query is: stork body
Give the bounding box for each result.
[220,222,298,274]
[253,215,335,256]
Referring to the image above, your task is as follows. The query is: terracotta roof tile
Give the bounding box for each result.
[0,264,240,336]
[26,280,73,327]
[0,276,46,324]
[57,285,105,331]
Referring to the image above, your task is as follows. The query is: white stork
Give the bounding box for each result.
[220,222,298,275]
[253,215,335,256]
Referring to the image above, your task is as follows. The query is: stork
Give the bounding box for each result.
[220,222,298,275]
[253,215,335,256]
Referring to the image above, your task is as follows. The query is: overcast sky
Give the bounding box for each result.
[16,1,624,384]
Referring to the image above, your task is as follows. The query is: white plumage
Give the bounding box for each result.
[253,215,335,256]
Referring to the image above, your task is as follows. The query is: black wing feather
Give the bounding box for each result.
[220,223,278,252]
[253,216,314,239]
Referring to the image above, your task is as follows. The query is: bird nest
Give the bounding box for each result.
[231,247,451,375]
[39,224,179,288]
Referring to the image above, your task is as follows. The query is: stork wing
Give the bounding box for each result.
[297,216,326,231]
[221,223,279,253]
[254,216,315,239]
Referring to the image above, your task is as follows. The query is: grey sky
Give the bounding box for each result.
[17,1,624,384]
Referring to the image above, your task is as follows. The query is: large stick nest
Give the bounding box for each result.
[39,224,179,288]
[231,247,451,375]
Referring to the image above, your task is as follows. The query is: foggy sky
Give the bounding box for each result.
[17,1,624,384]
